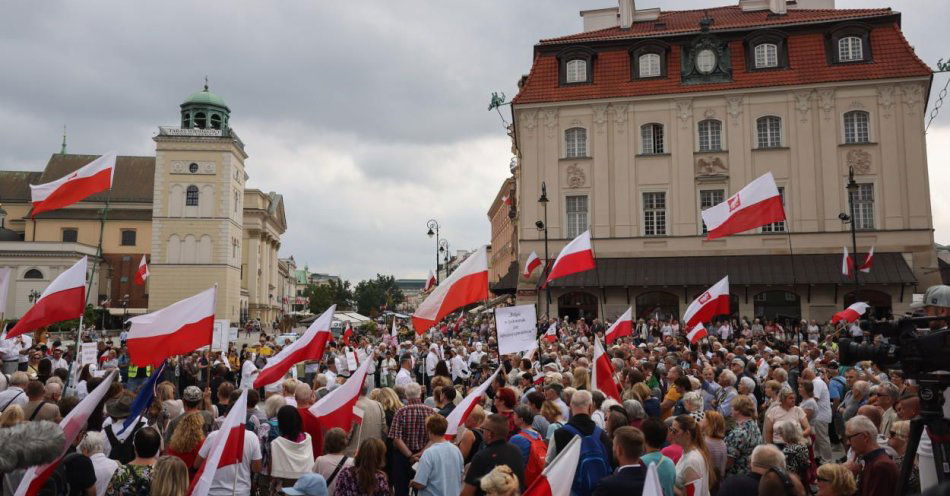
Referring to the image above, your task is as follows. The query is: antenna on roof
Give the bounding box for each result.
[60,125,67,155]
[204,75,209,92]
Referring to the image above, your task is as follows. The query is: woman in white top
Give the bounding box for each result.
[270,405,314,490]
[763,386,811,445]
[313,427,354,496]
[670,414,714,496]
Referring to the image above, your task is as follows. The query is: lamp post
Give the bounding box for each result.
[839,165,861,292]
[122,294,130,320]
[427,219,440,284]
[537,182,550,318]
[439,239,450,278]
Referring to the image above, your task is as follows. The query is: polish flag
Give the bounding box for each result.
[859,246,874,273]
[303,357,372,454]
[831,302,870,324]
[605,307,633,345]
[126,287,215,366]
[446,367,501,438]
[412,246,488,333]
[684,478,704,496]
[342,321,353,347]
[14,371,117,496]
[6,257,87,339]
[642,462,664,496]
[701,172,786,240]
[842,246,855,278]
[522,435,582,496]
[254,305,334,388]
[0,267,11,315]
[523,251,541,278]
[544,230,595,287]
[189,390,248,496]
[592,337,621,402]
[682,276,730,328]
[134,255,149,285]
[686,322,708,344]
[424,270,436,292]
[542,322,558,343]
[502,194,512,207]
[30,152,116,217]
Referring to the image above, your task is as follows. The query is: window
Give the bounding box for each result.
[565,59,587,83]
[232,237,239,258]
[566,195,589,238]
[643,192,667,236]
[696,49,717,74]
[641,124,665,154]
[756,116,782,148]
[754,43,778,68]
[761,187,786,232]
[24,269,43,279]
[120,276,128,283]
[698,119,722,152]
[62,228,78,243]
[700,189,724,234]
[838,36,863,62]
[186,185,200,206]
[120,229,136,246]
[558,46,596,85]
[234,189,240,213]
[210,114,222,130]
[565,127,587,158]
[850,183,874,230]
[194,112,206,129]
[639,53,661,78]
[843,111,870,144]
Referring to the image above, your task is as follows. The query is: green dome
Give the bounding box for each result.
[181,87,229,111]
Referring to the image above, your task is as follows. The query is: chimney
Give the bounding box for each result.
[769,0,788,14]
[619,0,635,29]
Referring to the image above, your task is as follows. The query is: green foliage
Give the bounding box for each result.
[306,278,353,314]
[359,320,377,334]
[353,274,405,316]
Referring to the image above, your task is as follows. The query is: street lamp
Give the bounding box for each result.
[839,165,861,293]
[427,219,440,284]
[122,294,130,320]
[538,182,551,318]
[439,239,450,277]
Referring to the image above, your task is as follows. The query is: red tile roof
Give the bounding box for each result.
[514,21,931,104]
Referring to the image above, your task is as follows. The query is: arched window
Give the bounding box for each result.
[838,36,864,62]
[565,59,587,83]
[697,119,722,151]
[756,116,782,148]
[24,268,43,279]
[565,127,587,158]
[843,110,870,144]
[181,112,190,128]
[639,53,662,78]
[186,185,200,206]
[754,43,778,68]
[194,112,207,129]
[635,291,679,321]
[641,123,664,154]
[210,114,222,130]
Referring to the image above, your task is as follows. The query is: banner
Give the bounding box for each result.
[80,342,97,366]
[495,304,538,355]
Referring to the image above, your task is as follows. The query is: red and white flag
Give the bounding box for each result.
[523,435,582,496]
[126,287,215,366]
[342,321,354,347]
[592,337,621,403]
[6,257,87,339]
[30,152,116,217]
[303,357,372,453]
[254,305,334,388]
[542,322,558,343]
[0,267,11,316]
[604,307,633,345]
[686,322,708,345]
[682,276,730,328]
[831,302,870,324]
[842,246,855,278]
[446,367,501,438]
[701,172,786,240]
[859,246,874,273]
[684,478,704,496]
[134,255,149,285]
[642,462,664,496]
[14,371,117,496]
[412,246,488,333]
[502,194,512,207]
[544,230,595,287]
[424,270,436,292]
[523,251,541,278]
[189,389,248,496]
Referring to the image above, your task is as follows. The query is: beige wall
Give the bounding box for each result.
[28,217,152,254]
[243,190,285,324]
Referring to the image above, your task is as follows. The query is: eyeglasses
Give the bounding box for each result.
[843,432,867,442]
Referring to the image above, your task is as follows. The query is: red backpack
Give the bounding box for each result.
[517,430,548,487]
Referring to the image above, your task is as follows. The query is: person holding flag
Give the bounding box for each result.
[191,390,261,496]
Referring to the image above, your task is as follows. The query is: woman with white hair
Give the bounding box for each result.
[623,399,646,430]
[79,431,119,496]
[764,386,811,446]
[683,391,705,423]
[737,376,758,419]
[775,419,810,480]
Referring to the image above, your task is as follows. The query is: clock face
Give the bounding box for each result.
[696,49,717,74]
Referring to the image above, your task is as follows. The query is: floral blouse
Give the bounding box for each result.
[334,466,391,496]
[106,464,152,496]
[724,419,762,477]
[782,443,810,476]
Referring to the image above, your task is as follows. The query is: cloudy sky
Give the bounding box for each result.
[1,0,948,282]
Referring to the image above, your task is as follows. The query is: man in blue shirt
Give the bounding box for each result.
[412,414,464,496]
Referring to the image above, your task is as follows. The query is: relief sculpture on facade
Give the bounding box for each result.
[696,156,728,177]
[566,163,586,188]
[847,149,871,174]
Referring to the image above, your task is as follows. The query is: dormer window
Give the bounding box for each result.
[630,41,669,80]
[639,54,661,77]
[744,30,788,71]
[838,36,863,62]
[557,46,596,86]
[827,23,872,64]
[565,60,587,83]
[754,43,778,68]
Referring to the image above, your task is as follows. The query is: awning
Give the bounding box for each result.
[543,252,916,288]
[491,262,519,295]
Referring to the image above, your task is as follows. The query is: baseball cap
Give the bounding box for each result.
[281,474,328,496]
[183,386,203,402]
[910,285,950,309]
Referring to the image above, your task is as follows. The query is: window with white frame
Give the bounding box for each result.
[698,119,722,151]
[700,189,724,234]
[641,124,665,154]
[565,59,587,83]
[761,187,786,232]
[639,53,662,78]
[643,192,667,236]
[754,43,779,68]
[566,195,588,238]
[756,116,782,148]
[843,110,870,144]
[565,127,587,158]
[850,183,874,230]
[838,36,864,62]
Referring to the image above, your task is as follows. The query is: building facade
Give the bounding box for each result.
[488,177,519,295]
[512,0,936,322]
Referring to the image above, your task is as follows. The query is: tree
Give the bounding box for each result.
[306,279,353,314]
[353,274,405,316]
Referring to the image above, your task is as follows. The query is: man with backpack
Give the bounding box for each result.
[509,405,546,487]
[548,390,614,496]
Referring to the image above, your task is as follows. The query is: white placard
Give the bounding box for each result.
[211,319,230,352]
[229,326,239,342]
[80,342,98,366]
[495,304,539,355]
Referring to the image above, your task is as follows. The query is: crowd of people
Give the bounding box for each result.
[0,286,947,496]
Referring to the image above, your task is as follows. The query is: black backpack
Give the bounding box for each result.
[105,421,144,464]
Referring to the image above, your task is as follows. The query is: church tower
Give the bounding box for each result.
[148,83,246,322]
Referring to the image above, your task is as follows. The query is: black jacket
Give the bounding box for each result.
[592,465,647,496]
